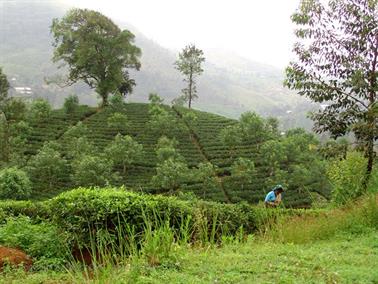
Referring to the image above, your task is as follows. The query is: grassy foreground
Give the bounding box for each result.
[0,232,376,283]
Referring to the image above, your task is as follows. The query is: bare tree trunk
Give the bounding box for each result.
[188,72,193,109]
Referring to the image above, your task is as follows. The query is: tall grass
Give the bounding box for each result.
[263,194,378,244]
[66,206,235,282]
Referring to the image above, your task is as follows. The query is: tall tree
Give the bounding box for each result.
[174,44,205,108]
[51,9,141,106]
[285,0,378,187]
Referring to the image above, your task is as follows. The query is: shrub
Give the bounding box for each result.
[29,99,51,121]
[327,151,367,204]
[105,134,143,174]
[72,155,114,187]
[0,167,31,200]
[27,142,67,191]
[63,95,79,113]
[49,187,259,247]
[107,112,129,132]
[152,159,189,192]
[0,200,50,221]
[0,216,69,270]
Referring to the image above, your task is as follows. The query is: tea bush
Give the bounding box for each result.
[0,167,32,200]
[49,187,260,246]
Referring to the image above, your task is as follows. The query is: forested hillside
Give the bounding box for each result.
[0,0,314,128]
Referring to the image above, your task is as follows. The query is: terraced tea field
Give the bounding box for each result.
[23,103,329,206]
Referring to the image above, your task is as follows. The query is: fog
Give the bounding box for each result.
[60,0,301,68]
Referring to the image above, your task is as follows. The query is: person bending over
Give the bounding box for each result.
[264,185,284,208]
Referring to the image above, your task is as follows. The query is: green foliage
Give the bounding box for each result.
[51,8,141,106]
[107,112,129,133]
[29,99,51,121]
[27,142,67,191]
[327,151,367,205]
[49,187,258,247]
[156,136,180,163]
[285,0,378,183]
[72,155,114,187]
[109,94,127,112]
[148,95,183,138]
[196,162,219,191]
[0,67,9,103]
[0,167,31,200]
[105,134,143,174]
[174,44,205,108]
[230,158,256,187]
[152,159,189,192]
[0,216,68,270]
[63,95,79,114]
[318,138,349,160]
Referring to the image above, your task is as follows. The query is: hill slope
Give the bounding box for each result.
[0,0,314,128]
[23,103,329,207]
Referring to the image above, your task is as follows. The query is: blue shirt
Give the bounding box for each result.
[265,191,276,202]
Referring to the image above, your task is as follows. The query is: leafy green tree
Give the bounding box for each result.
[0,67,9,103]
[230,158,256,189]
[27,142,67,191]
[285,0,378,186]
[174,44,205,108]
[51,8,141,106]
[152,158,189,192]
[107,113,129,133]
[29,99,51,121]
[196,162,219,192]
[319,138,349,160]
[105,134,143,174]
[64,121,89,140]
[72,155,114,187]
[152,135,188,192]
[148,93,183,137]
[219,124,242,159]
[0,98,27,164]
[156,136,181,163]
[63,94,79,114]
[66,137,97,160]
[109,94,127,113]
[0,167,32,200]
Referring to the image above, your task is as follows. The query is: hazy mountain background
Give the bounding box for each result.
[0,0,316,129]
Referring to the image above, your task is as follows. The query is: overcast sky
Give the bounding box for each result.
[61,0,301,68]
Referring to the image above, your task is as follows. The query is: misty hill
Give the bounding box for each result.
[0,0,314,128]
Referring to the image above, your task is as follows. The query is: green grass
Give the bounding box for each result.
[0,195,376,283]
[0,232,376,283]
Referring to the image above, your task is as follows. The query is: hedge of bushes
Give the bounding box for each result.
[0,187,326,249]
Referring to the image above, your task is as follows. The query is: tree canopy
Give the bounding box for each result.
[51,8,141,106]
[285,0,378,185]
[174,44,205,108]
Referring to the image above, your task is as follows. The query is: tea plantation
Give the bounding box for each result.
[18,103,329,207]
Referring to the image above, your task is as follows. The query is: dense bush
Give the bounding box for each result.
[29,98,51,121]
[63,95,79,114]
[0,167,32,200]
[49,187,259,246]
[72,155,114,187]
[0,200,50,221]
[327,151,367,204]
[0,216,68,270]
